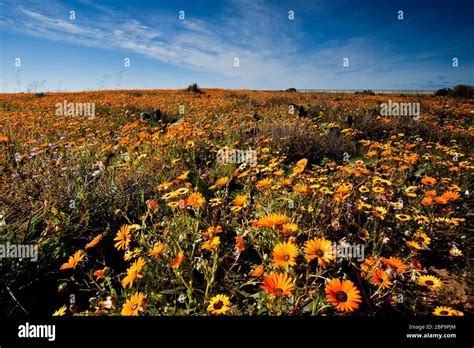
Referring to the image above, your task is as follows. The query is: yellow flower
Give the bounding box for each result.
[432,306,455,316]
[121,292,146,316]
[52,305,67,316]
[372,186,385,193]
[149,243,166,257]
[414,231,431,245]
[418,275,442,289]
[209,197,223,207]
[406,240,422,252]
[292,158,308,174]
[207,294,231,315]
[176,171,190,181]
[372,206,387,220]
[202,236,220,250]
[114,225,132,251]
[175,187,189,195]
[395,214,411,221]
[215,176,230,186]
[449,247,463,257]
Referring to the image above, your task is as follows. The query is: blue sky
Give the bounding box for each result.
[0,0,473,92]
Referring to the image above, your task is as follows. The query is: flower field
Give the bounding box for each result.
[0,89,472,317]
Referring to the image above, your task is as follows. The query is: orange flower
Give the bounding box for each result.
[325,278,362,312]
[85,234,103,249]
[281,223,298,235]
[203,226,223,238]
[251,264,264,277]
[93,267,107,280]
[147,199,159,209]
[370,268,393,289]
[121,257,146,288]
[441,191,460,202]
[304,238,335,268]
[121,292,146,316]
[256,178,273,190]
[149,242,166,257]
[186,192,206,208]
[172,250,184,269]
[260,272,295,297]
[60,250,85,270]
[114,225,132,251]
[421,197,433,206]
[254,213,288,228]
[234,236,245,253]
[272,240,298,267]
[382,257,408,274]
[421,176,437,186]
[232,194,248,207]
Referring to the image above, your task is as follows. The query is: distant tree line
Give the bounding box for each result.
[435,85,474,98]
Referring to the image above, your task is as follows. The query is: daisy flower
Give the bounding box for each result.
[304,238,335,268]
[207,294,231,315]
[260,272,295,297]
[325,278,362,312]
[272,240,298,267]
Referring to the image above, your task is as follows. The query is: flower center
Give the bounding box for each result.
[275,287,283,295]
[283,255,290,261]
[214,300,223,310]
[335,291,348,302]
[316,249,324,257]
[425,280,434,286]
[131,303,138,310]
[440,310,449,315]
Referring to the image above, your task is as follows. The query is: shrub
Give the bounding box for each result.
[435,85,474,98]
[186,83,203,94]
